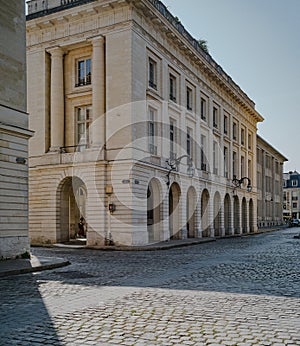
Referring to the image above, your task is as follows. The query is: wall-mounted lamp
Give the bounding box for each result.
[166,154,194,187]
[232,175,252,193]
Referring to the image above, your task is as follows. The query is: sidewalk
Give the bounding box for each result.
[53,236,217,251]
[0,255,70,278]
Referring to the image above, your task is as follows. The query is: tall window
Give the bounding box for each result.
[169,74,177,102]
[233,121,237,141]
[76,106,92,150]
[224,146,228,178]
[248,159,252,181]
[170,119,176,159]
[76,58,91,87]
[248,132,252,150]
[233,151,237,177]
[213,106,219,128]
[186,128,192,157]
[241,128,245,146]
[148,58,157,89]
[224,114,228,135]
[241,156,245,177]
[200,97,207,121]
[201,135,207,171]
[186,87,193,111]
[148,108,157,155]
[213,141,218,175]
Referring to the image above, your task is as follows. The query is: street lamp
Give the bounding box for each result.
[166,154,194,187]
[232,175,252,193]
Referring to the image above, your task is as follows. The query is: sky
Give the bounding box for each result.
[162,0,300,172]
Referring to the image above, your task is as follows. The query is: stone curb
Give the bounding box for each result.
[0,257,70,278]
[86,237,217,251]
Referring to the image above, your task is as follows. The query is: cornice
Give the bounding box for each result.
[137,0,264,124]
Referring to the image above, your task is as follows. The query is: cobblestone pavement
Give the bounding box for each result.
[1,228,300,345]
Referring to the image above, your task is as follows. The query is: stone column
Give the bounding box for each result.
[49,47,64,151]
[91,37,105,148]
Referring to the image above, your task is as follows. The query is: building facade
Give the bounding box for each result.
[283,171,300,221]
[0,0,33,258]
[256,135,287,228]
[26,0,264,246]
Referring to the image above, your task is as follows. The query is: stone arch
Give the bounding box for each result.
[224,193,231,236]
[201,189,210,237]
[242,197,247,233]
[213,191,221,237]
[56,176,87,243]
[249,198,254,233]
[186,186,197,238]
[233,195,240,235]
[147,177,163,243]
[169,182,181,239]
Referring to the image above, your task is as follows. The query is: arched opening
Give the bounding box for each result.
[147,178,163,243]
[233,196,240,235]
[249,199,254,233]
[187,187,197,238]
[169,182,181,239]
[242,197,247,233]
[213,192,221,237]
[201,189,210,237]
[58,176,87,243]
[224,193,231,236]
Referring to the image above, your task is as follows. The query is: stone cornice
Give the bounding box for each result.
[139,0,264,124]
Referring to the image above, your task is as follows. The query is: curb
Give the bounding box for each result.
[86,237,217,251]
[0,258,70,278]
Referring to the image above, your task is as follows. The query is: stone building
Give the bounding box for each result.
[0,0,33,258]
[283,171,300,221]
[26,0,264,246]
[256,135,287,228]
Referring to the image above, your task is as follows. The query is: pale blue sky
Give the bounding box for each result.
[162,0,300,172]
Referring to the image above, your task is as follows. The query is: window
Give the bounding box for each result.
[169,74,177,102]
[213,106,219,128]
[200,97,207,121]
[233,151,237,177]
[213,141,218,175]
[76,106,92,150]
[201,135,207,171]
[170,119,176,159]
[186,128,192,157]
[233,121,237,141]
[76,58,91,87]
[293,203,298,209]
[248,159,252,181]
[186,87,193,111]
[241,156,245,177]
[292,180,298,187]
[241,128,245,146]
[224,146,228,178]
[148,58,157,89]
[248,132,252,150]
[224,114,228,135]
[148,108,157,155]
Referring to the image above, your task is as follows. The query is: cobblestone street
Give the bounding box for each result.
[1,228,300,345]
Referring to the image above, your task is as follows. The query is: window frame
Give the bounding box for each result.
[76,105,92,150]
[75,58,91,87]
[169,74,177,102]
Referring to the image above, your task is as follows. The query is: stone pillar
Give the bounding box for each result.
[195,197,202,238]
[220,203,225,236]
[91,37,105,148]
[49,47,64,151]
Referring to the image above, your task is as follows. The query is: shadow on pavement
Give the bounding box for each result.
[0,273,63,345]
